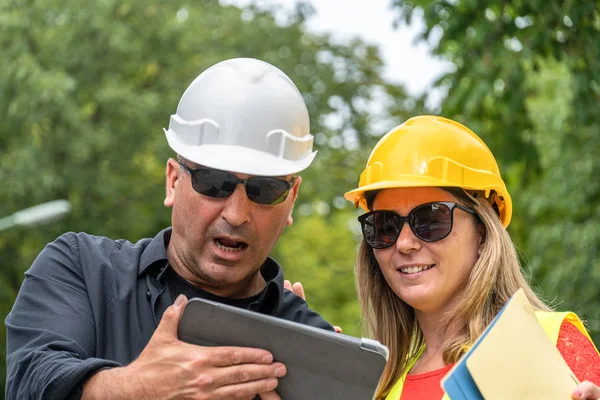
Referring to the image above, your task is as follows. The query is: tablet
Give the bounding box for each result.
[178,297,388,400]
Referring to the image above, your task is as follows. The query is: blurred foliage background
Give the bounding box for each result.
[1,0,598,392]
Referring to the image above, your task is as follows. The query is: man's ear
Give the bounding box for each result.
[164,158,179,208]
[286,176,302,227]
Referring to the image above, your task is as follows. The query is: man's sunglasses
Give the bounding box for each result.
[177,160,296,205]
[358,201,477,249]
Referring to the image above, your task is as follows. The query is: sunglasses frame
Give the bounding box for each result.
[177,159,296,205]
[358,201,478,249]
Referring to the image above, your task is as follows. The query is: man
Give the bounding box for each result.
[5,58,333,399]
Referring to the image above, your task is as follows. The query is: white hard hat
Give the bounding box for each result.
[164,58,316,176]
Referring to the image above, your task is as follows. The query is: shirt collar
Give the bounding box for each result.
[254,257,285,314]
[138,227,171,276]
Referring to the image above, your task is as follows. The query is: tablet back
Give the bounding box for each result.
[178,298,388,400]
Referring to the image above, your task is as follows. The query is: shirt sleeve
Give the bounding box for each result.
[278,290,335,331]
[556,319,600,385]
[5,233,121,400]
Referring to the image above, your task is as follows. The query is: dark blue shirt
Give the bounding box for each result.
[5,228,333,399]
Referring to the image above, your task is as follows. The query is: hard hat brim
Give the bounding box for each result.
[344,175,512,228]
[344,175,452,210]
[169,137,317,176]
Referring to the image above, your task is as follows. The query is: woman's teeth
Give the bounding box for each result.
[400,265,433,274]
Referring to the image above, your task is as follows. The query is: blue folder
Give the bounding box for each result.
[441,302,509,400]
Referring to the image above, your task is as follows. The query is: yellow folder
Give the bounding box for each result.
[465,288,579,399]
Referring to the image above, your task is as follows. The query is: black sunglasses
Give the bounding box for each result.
[177,160,296,205]
[358,201,477,249]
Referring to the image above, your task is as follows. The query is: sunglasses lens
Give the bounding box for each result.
[411,203,453,241]
[191,168,236,198]
[246,178,291,205]
[188,165,292,205]
[361,211,402,249]
[360,203,457,248]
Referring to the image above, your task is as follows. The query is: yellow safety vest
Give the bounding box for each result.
[385,312,596,400]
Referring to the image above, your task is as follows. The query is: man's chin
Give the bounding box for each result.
[196,263,264,297]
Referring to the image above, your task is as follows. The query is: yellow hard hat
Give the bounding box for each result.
[344,115,512,227]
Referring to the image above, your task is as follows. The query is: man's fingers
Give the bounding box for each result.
[213,378,279,399]
[212,362,286,387]
[258,390,282,400]
[291,282,305,300]
[284,280,305,300]
[154,294,188,339]
[334,326,343,333]
[205,346,275,367]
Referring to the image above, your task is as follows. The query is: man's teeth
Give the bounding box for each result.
[400,265,433,274]
[215,240,245,252]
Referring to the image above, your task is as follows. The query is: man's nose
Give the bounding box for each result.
[220,184,252,227]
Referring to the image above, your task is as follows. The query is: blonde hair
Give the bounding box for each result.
[355,189,551,399]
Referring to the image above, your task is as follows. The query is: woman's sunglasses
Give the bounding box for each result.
[358,201,477,249]
[177,160,296,205]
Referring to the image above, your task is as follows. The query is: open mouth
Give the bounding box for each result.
[214,238,248,252]
[399,264,435,274]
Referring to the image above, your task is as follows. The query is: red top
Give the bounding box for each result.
[399,320,600,400]
[556,320,600,384]
[400,364,453,400]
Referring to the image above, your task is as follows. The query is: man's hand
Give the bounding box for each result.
[82,295,285,400]
[284,280,343,334]
[283,280,305,300]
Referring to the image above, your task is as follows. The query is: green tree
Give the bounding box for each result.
[392,0,600,341]
[0,0,412,390]
[274,209,363,337]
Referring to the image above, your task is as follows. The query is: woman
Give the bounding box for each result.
[344,115,600,400]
